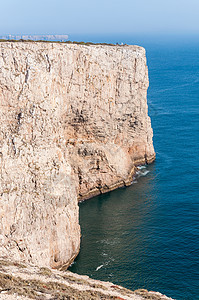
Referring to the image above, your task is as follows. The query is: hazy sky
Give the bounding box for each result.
[1,0,199,36]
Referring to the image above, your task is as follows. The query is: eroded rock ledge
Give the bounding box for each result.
[0,259,173,300]
[0,42,155,270]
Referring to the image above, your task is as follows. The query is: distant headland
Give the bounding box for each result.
[0,34,69,42]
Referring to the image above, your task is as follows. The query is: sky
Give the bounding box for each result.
[1,0,199,38]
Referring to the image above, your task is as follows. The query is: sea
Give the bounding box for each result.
[69,34,199,300]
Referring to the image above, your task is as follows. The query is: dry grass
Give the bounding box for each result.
[0,272,119,299]
[0,39,127,47]
[0,259,26,268]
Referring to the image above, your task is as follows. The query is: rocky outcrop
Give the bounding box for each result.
[0,41,155,269]
[0,259,173,300]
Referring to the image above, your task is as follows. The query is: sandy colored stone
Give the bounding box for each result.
[0,42,155,269]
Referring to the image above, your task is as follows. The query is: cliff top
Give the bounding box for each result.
[0,39,126,46]
[0,39,143,50]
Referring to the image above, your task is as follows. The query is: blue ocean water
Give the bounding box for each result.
[69,36,199,300]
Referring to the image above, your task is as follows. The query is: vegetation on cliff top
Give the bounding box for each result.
[0,39,127,46]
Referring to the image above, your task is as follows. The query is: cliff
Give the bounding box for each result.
[0,41,155,269]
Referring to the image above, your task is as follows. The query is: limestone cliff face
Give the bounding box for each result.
[0,42,155,268]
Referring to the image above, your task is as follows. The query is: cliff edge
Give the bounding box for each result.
[0,42,155,269]
[0,259,173,300]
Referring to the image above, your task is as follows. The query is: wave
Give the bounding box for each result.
[132,179,137,184]
[137,170,150,177]
[96,264,104,271]
[98,238,120,245]
[137,166,146,170]
[150,78,199,95]
[136,165,150,177]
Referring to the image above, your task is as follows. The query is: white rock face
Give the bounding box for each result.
[0,42,155,267]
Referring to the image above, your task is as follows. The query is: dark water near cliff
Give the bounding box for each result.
[69,36,199,300]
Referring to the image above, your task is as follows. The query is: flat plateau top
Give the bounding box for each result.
[0,39,134,47]
[0,40,145,54]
